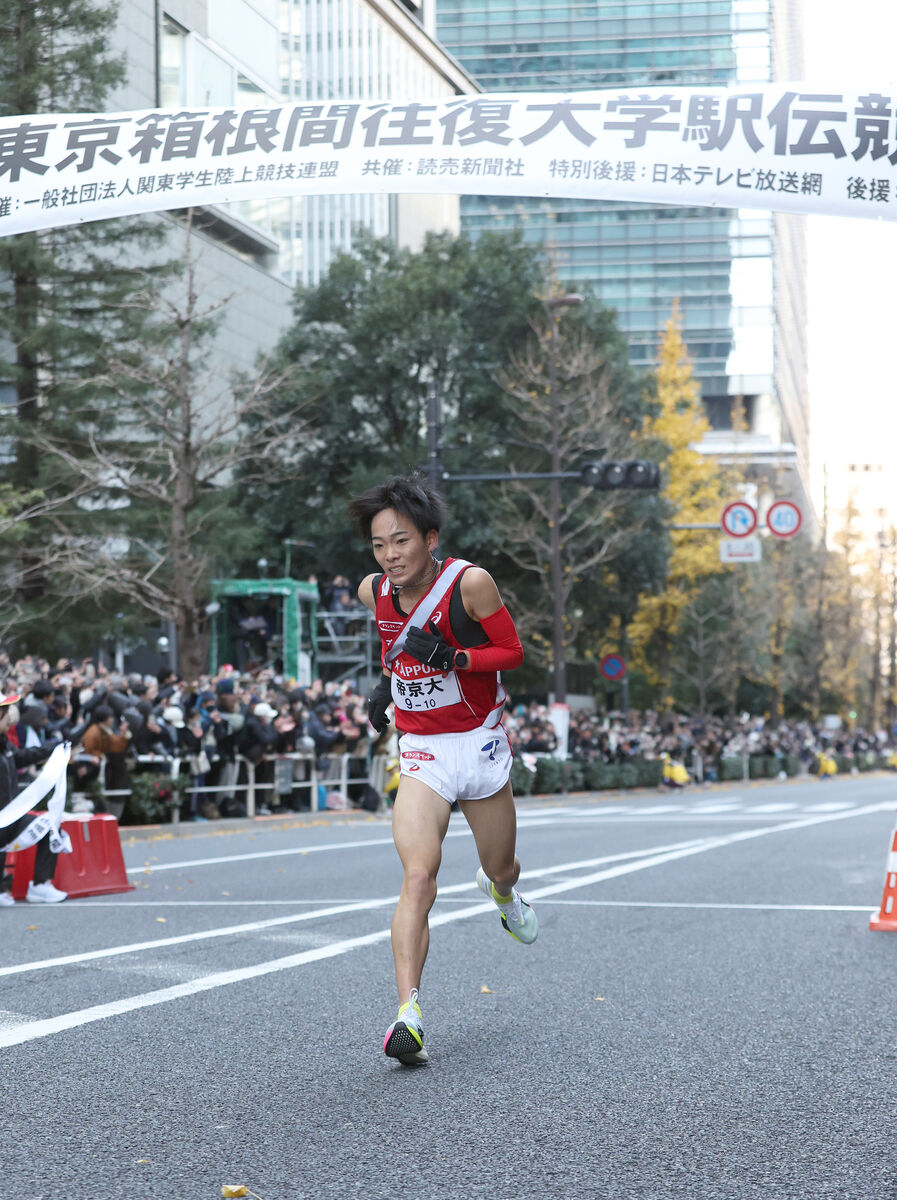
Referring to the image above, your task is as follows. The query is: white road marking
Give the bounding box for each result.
[73,899,372,907]
[743,803,797,813]
[0,800,890,1049]
[124,833,403,875]
[0,839,706,978]
[690,803,742,813]
[537,900,876,913]
[124,793,892,876]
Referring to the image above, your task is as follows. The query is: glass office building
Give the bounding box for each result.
[153,0,473,288]
[433,0,811,507]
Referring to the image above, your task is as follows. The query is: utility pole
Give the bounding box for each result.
[889,528,897,731]
[872,527,885,730]
[425,382,442,494]
[544,292,583,706]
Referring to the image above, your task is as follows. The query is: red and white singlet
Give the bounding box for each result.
[374,557,506,736]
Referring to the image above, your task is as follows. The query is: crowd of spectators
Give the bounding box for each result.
[0,652,381,822]
[3,647,892,821]
[506,702,890,782]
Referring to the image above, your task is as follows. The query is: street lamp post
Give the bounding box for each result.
[545,293,583,706]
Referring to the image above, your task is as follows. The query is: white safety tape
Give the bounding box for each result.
[0,743,72,855]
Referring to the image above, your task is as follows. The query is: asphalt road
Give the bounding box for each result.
[2,772,897,1200]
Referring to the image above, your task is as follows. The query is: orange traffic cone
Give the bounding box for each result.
[870,819,897,930]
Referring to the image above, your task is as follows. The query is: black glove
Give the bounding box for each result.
[404,621,458,673]
[367,675,393,734]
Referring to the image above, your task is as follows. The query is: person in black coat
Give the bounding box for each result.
[238,703,280,764]
[0,695,67,905]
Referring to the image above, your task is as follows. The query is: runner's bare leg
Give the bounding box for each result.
[459,780,520,896]
[390,776,452,1002]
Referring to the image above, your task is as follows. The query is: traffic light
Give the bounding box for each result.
[579,460,661,490]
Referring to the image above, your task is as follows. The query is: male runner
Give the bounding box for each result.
[350,475,537,1067]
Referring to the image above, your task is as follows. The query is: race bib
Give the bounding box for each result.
[391,671,461,712]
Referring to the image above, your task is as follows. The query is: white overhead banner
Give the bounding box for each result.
[0,86,894,237]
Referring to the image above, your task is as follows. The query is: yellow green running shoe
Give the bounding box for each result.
[476,867,539,944]
[383,988,429,1066]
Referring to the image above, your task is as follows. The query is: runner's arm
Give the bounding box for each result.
[456,568,523,672]
[357,573,379,614]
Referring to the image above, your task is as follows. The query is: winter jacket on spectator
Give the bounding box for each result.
[177,720,205,762]
[82,716,131,760]
[238,711,279,764]
[132,704,178,756]
[306,706,343,756]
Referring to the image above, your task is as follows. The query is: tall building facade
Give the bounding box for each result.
[433,0,813,522]
[107,0,476,369]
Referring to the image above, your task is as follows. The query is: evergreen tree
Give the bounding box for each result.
[247,229,548,585]
[0,0,171,644]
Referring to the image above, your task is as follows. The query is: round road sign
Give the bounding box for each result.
[766,500,802,538]
[720,501,757,538]
[600,653,626,681]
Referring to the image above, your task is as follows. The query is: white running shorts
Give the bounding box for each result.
[397,724,513,804]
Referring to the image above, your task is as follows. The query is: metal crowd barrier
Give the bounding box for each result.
[94,751,382,824]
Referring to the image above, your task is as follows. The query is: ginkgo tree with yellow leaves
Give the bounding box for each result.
[628,302,729,708]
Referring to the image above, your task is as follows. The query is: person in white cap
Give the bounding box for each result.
[0,692,67,905]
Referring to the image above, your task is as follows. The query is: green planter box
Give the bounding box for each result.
[720,756,747,782]
[636,758,664,787]
[619,762,639,790]
[510,759,534,796]
[534,756,565,794]
[582,760,622,790]
[599,763,622,790]
[748,755,767,779]
[562,761,585,792]
[766,755,784,778]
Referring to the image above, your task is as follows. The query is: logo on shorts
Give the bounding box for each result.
[402,750,436,761]
[481,738,501,761]
[407,764,420,772]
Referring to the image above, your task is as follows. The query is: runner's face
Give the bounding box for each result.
[370,508,437,587]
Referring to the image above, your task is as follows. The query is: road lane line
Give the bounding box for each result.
[0,802,888,1047]
[0,839,708,978]
[125,833,402,874]
[123,789,894,875]
[536,900,875,913]
[124,812,584,874]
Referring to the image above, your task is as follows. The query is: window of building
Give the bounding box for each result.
[194,40,233,107]
[160,16,187,108]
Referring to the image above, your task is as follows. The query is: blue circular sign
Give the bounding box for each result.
[600,654,626,680]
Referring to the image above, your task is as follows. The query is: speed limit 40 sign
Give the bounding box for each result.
[766,500,802,538]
